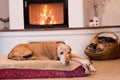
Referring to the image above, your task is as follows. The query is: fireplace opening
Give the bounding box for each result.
[23,0,69,29]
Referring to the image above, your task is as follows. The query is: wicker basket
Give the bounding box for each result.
[85,31,120,60]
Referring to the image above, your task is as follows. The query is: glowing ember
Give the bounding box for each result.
[40,5,56,25]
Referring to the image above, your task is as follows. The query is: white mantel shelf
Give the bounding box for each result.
[0,26,120,37]
[0,26,120,32]
[0,26,119,37]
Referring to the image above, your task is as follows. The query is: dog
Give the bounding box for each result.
[8,41,96,74]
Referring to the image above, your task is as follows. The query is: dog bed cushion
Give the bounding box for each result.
[0,56,86,79]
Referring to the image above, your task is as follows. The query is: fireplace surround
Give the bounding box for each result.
[23,0,69,29]
[9,0,84,29]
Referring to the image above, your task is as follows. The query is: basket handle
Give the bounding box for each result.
[92,31,119,42]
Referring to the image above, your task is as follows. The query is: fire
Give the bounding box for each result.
[40,5,56,25]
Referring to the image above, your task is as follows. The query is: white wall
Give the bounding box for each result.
[102,0,120,26]
[68,0,84,27]
[0,0,9,17]
[9,0,24,29]
[83,0,95,26]
[0,0,9,29]
[86,0,120,26]
[0,28,120,58]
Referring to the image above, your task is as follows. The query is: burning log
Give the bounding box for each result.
[46,17,51,24]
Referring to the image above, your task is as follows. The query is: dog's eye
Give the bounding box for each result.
[68,51,71,54]
[60,52,63,55]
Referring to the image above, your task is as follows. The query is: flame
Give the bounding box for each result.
[40,5,56,25]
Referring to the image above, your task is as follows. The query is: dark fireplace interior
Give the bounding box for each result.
[23,0,68,29]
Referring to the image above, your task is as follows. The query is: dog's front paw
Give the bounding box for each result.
[81,59,96,74]
[82,64,91,74]
[89,64,96,72]
[80,59,90,67]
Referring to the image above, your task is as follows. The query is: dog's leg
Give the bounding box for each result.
[8,45,35,60]
[70,53,96,74]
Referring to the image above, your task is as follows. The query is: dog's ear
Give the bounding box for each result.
[56,41,65,44]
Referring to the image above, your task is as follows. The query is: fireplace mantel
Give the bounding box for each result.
[0,26,120,32]
[0,26,120,38]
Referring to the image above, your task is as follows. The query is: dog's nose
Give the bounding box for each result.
[65,60,70,65]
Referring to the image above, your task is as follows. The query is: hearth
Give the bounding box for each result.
[23,0,68,29]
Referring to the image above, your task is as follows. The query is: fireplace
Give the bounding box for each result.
[9,0,84,29]
[23,0,68,29]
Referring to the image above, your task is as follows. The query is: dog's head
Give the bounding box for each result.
[57,42,71,66]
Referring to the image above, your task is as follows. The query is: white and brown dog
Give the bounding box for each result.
[8,41,96,74]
